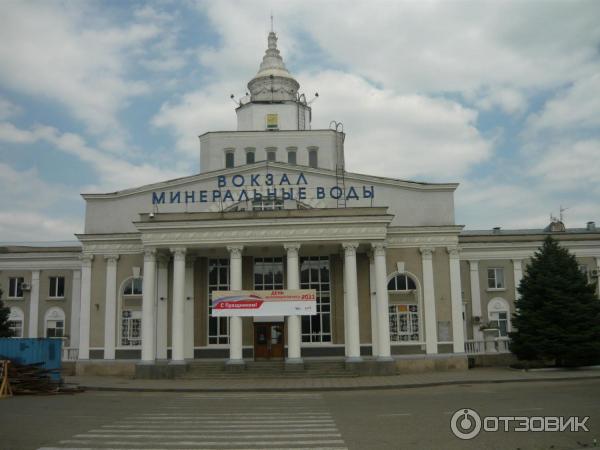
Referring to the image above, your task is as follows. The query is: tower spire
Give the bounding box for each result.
[270,12,274,32]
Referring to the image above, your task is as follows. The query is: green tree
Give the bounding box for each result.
[510,236,600,366]
[0,286,12,337]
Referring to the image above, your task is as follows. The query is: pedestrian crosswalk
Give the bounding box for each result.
[38,392,348,450]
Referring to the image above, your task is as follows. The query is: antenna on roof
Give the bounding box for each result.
[559,205,569,222]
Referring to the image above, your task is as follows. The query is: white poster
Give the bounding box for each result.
[211,290,317,317]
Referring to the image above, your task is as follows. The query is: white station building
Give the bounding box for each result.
[1,32,599,376]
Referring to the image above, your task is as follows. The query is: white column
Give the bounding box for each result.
[469,260,484,341]
[103,255,119,360]
[78,255,94,360]
[343,242,362,361]
[28,270,40,338]
[141,249,157,362]
[420,247,438,354]
[227,245,244,364]
[373,243,392,360]
[156,256,169,360]
[285,243,302,363]
[368,252,379,358]
[70,270,81,349]
[170,248,186,363]
[512,259,523,301]
[447,247,465,354]
[184,257,195,359]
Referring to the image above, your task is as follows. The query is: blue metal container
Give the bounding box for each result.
[0,338,62,382]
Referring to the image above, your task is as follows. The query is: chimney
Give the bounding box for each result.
[587,221,596,231]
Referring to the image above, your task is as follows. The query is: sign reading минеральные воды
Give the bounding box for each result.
[151,172,375,205]
[211,290,317,317]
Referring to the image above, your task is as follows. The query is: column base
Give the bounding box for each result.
[285,358,304,371]
[225,359,245,373]
[376,355,393,362]
[345,356,363,363]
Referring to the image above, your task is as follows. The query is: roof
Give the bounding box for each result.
[81,160,459,199]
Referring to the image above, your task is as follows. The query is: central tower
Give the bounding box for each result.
[236,31,311,131]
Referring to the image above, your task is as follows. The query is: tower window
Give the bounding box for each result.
[308,149,318,168]
[266,114,278,130]
[225,151,235,168]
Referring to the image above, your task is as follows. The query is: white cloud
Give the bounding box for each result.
[0,97,22,120]
[475,87,527,115]
[0,212,81,241]
[0,2,167,151]
[526,73,600,135]
[529,139,600,192]
[0,122,184,192]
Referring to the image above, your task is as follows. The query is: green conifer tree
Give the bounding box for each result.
[510,236,600,366]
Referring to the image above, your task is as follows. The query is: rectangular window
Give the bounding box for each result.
[8,277,24,298]
[254,257,284,290]
[208,259,230,345]
[308,149,318,168]
[266,113,278,129]
[49,276,65,298]
[121,310,142,346]
[487,267,505,289]
[300,256,332,343]
[8,320,23,338]
[389,304,420,342]
[246,151,255,164]
[225,152,235,168]
[267,150,276,162]
[46,320,64,338]
[489,311,509,337]
[287,151,297,165]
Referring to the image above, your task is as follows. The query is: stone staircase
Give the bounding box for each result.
[178,359,360,379]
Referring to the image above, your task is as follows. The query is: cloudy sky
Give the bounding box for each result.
[0,0,599,241]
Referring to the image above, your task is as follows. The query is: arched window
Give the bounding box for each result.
[8,307,24,337]
[45,307,65,338]
[252,197,284,211]
[387,272,420,342]
[487,297,511,337]
[387,274,417,292]
[123,277,143,296]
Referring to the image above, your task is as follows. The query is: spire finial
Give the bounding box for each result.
[270,12,274,33]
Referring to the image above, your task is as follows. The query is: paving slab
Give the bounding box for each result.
[63,367,600,392]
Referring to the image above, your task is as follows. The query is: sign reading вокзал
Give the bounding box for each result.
[211,290,317,317]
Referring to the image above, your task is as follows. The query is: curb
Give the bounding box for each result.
[73,374,600,393]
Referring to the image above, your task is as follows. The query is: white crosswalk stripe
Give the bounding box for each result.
[38,392,347,450]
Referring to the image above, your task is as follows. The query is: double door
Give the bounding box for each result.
[254,322,284,360]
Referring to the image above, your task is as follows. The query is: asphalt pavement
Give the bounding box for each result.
[0,378,598,450]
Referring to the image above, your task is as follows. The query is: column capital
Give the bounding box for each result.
[284,243,301,254]
[81,254,94,266]
[227,245,244,259]
[512,258,523,266]
[468,259,479,270]
[342,241,359,256]
[446,246,461,258]
[104,254,120,263]
[419,246,435,258]
[170,247,187,259]
[371,241,387,256]
[143,248,157,261]
[31,269,40,280]
[72,269,81,280]
[156,253,170,266]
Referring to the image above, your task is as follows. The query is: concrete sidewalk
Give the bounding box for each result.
[64,367,600,393]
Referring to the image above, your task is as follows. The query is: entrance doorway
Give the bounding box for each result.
[254,322,285,360]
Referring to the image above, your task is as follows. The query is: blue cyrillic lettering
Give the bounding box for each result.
[152,191,165,204]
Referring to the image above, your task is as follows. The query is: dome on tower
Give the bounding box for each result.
[247,32,300,102]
